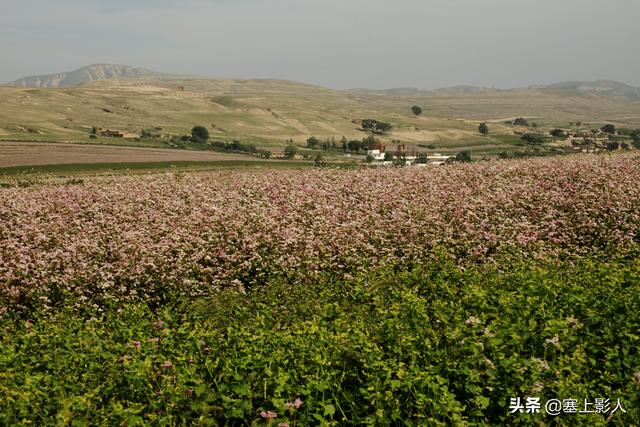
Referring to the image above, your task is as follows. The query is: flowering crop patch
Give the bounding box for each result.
[1,155,639,313]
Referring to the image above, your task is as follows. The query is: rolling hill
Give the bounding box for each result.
[1,70,640,158]
[541,80,640,101]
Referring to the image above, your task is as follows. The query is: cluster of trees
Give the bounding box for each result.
[208,139,271,158]
[521,133,546,145]
[361,119,392,134]
[601,124,616,135]
[307,135,382,153]
[174,126,271,158]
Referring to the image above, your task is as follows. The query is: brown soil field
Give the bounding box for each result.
[0,141,255,168]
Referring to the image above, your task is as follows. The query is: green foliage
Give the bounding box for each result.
[601,124,616,135]
[1,256,639,425]
[347,139,362,152]
[456,150,472,162]
[631,129,640,149]
[479,122,489,136]
[283,145,298,159]
[521,133,545,145]
[411,105,423,116]
[550,128,567,139]
[513,117,529,126]
[361,119,392,134]
[306,136,320,148]
[191,126,209,143]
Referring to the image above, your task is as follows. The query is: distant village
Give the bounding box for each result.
[87,113,639,165]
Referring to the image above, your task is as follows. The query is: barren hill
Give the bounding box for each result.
[7,64,159,88]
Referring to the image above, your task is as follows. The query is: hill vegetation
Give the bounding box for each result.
[2,74,640,160]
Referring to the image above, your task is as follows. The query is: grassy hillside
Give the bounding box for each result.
[1,76,640,156]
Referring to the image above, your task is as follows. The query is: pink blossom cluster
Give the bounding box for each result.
[1,155,639,311]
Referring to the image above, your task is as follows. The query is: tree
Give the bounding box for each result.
[455,151,472,163]
[361,119,393,134]
[606,141,620,151]
[306,136,320,148]
[347,140,362,152]
[478,122,489,136]
[550,129,566,139]
[314,154,326,167]
[362,135,377,150]
[601,124,616,134]
[283,145,298,159]
[411,106,423,116]
[521,133,545,145]
[191,126,209,142]
[416,153,428,164]
[631,129,640,148]
[513,117,529,126]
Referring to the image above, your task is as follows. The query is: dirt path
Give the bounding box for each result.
[0,141,256,167]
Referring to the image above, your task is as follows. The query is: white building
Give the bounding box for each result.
[367,149,386,161]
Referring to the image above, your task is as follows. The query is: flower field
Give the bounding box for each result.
[1,154,640,425]
[1,155,639,312]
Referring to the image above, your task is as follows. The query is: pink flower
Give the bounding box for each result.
[162,361,174,369]
[278,423,290,427]
[260,410,278,419]
[131,340,141,350]
[294,398,303,409]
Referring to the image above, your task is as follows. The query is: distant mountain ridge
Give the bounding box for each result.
[351,80,640,100]
[8,64,159,88]
[7,65,640,101]
[349,86,499,96]
[541,80,640,100]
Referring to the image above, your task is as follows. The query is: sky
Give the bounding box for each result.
[1,0,639,89]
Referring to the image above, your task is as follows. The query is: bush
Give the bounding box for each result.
[455,150,472,162]
[284,145,298,159]
[411,105,423,116]
[521,133,545,145]
[601,124,616,135]
[191,126,209,142]
[479,122,489,136]
[361,119,392,134]
[514,117,529,126]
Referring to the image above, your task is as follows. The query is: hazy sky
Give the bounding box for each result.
[2,0,639,89]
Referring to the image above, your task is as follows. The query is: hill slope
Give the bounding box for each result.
[1,76,640,157]
[8,64,159,88]
[542,80,640,100]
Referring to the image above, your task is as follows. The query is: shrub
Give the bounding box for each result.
[521,133,545,145]
[283,145,298,159]
[191,126,209,142]
[601,124,616,135]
